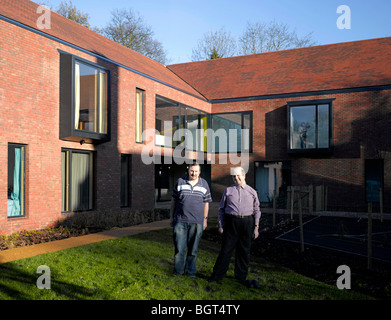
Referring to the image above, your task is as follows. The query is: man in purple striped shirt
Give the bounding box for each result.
[209,167,261,287]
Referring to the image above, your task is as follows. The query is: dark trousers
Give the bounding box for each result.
[211,214,254,282]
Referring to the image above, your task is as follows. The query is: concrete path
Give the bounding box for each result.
[0,219,171,264]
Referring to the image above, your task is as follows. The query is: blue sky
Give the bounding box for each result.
[44,0,391,64]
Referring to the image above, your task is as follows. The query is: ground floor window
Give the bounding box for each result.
[7,143,26,217]
[61,149,93,212]
[121,154,131,207]
[254,161,291,204]
[365,159,384,203]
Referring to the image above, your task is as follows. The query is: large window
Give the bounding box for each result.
[184,106,208,152]
[74,61,108,134]
[155,96,179,147]
[135,89,145,143]
[60,53,110,142]
[211,111,252,153]
[61,149,93,212]
[287,100,333,153]
[7,144,26,217]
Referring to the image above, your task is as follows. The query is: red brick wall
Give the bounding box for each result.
[0,19,211,235]
[210,90,391,210]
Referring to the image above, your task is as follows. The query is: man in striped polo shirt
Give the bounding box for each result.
[171,162,212,278]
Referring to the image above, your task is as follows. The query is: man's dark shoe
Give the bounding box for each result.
[251,279,260,289]
[208,277,221,283]
[239,279,260,289]
[245,280,254,288]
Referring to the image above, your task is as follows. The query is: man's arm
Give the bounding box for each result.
[203,202,209,230]
[170,198,176,227]
[218,189,227,234]
[252,190,261,239]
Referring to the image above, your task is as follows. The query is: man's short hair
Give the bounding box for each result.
[230,167,245,175]
[189,162,201,170]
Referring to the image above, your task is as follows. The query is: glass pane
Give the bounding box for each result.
[121,155,129,206]
[61,151,67,212]
[186,107,207,152]
[290,106,316,149]
[71,152,92,211]
[199,113,208,152]
[75,62,97,132]
[155,97,178,147]
[242,113,251,152]
[212,113,242,152]
[7,145,24,217]
[99,71,108,134]
[317,104,329,148]
[135,90,144,143]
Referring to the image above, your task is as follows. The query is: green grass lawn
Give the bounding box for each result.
[0,227,372,300]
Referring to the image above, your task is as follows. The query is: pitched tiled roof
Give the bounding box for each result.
[168,37,391,101]
[0,0,206,100]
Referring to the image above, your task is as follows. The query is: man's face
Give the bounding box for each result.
[232,173,246,186]
[188,165,200,181]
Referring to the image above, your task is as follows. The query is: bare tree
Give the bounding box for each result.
[239,20,317,55]
[56,0,91,28]
[98,8,168,64]
[191,27,236,61]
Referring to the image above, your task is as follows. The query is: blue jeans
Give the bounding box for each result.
[173,222,203,276]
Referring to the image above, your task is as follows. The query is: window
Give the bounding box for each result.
[61,149,93,212]
[211,111,252,153]
[74,61,108,134]
[365,159,384,203]
[60,52,110,142]
[121,154,131,207]
[7,144,26,217]
[154,96,252,153]
[136,89,145,143]
[183,106,209,152]
[155,96,179,147]
[287,99,333,153]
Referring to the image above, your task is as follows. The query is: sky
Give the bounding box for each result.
[43,0,391,64]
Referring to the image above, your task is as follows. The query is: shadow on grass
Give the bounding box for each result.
[0,264,108,300]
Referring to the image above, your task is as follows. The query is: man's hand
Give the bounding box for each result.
[203,219,208,230]
[218,227,224,234]
[253,227,259,239]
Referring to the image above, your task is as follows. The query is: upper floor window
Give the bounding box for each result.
[74,61,108,134]
[211,111,252,153]
[60,52,110,143]
[287,99,333,153]
[136,89,145,143]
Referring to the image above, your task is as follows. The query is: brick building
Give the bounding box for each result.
[1,0,390,235]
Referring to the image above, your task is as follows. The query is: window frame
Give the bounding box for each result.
[7,143,26,218]
[135,89,145,144]
[60,52,111,143]
[120,154,131,207]
[61,148,94,213]
[211,111,253,153]
[287,99,334,154]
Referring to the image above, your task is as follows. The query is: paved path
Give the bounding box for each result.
[0,219,171,264]
[0,202,221,264]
